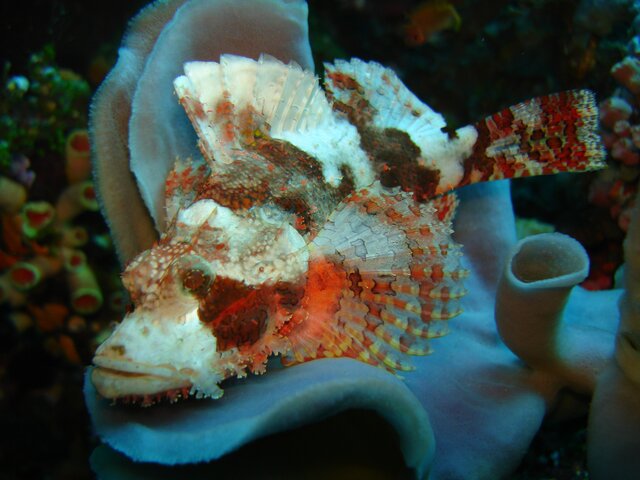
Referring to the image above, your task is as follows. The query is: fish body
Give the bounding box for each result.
[91,55,604,405]
[403,0,461,46]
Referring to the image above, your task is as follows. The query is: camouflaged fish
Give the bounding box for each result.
[91,55,604,405]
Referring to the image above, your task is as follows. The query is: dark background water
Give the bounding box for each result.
[1,1,147,73]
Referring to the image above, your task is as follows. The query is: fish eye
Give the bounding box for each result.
[181,267,214,296]
[169,254,215,297]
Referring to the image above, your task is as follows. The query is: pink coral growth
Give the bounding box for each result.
[585,17,640,289]
[590,25,640,232]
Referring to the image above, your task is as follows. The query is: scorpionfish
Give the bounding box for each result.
[91,55,604,405]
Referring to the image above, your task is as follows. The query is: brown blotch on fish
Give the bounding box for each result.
[196,136,353,236]
[109,345,126,356]
[330,99,375,127]
[274,282,305,313]
[325,73,376,127]
[461,118,495,184]
[359,127,440,202]
[325,71,363,93]
[348,269,364,297]
[198,277,269,351]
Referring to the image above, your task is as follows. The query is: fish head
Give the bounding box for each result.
[91,198,309,405]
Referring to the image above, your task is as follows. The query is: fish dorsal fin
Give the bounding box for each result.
[325,58,446,134]
[252,54,333,135]
[285,182,469,372]
[324,58,478,196]
[220,55,258,113]
[175,61,226,163]
[174,55,375,189]
[174,55,334,162]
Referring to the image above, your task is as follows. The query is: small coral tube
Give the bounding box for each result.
[0,176,27,214]
[21,201,55,238]
[55,181,99,224]
[63,249,103,314]
[58,333,83,364]
[59,225,89,248]
[0,272,27,306]
[9,311,33,332]
[8,255,63,291]
[495,233,589,377]
[108,289,126,312]
[65,129,92,184]
[611,57,640,95]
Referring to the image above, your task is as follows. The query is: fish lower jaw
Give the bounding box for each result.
[90,363,191,404]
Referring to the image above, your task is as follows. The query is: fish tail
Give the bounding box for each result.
[461,90,606,186]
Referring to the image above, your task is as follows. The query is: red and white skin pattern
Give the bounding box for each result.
[91,55,605,405]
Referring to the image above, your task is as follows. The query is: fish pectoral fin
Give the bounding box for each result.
[284,183,468,372]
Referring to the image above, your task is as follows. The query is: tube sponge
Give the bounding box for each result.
[616,196,640,383]
[495,233,589,373]
[588,197,640,480]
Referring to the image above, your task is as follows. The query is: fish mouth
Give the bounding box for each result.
[91,356,192,402]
